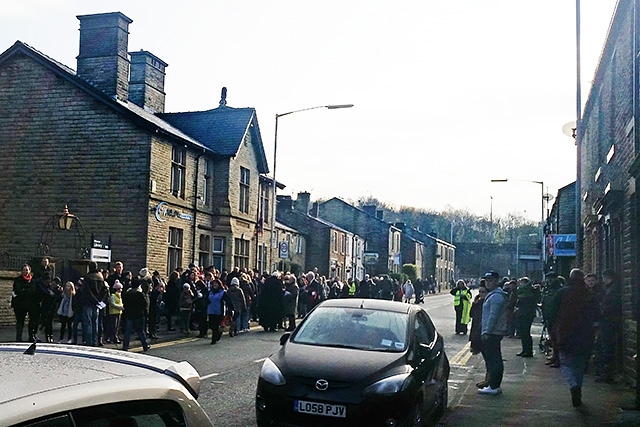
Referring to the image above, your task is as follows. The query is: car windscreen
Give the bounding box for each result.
[292,306,408,352]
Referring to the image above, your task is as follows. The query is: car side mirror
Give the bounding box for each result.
[280,333,291,346]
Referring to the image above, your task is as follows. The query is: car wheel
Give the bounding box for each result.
[410,398,423,427]
[433,383,448,421]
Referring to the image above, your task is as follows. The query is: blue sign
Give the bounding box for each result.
[553,234,576,257]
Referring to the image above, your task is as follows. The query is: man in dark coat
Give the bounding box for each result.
[81,261,107,347]
[552,268,598,407]
[259,271,284,332]
[122,279,151,352]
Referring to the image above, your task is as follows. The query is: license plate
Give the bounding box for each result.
[294,400,346,418]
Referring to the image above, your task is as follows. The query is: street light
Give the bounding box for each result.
[491,178,545,281]
[516,233,537,278]
[270,104,353,269]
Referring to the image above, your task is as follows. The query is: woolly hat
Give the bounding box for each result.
[113,280,123,290]
[139,268,150,278]
[230,277,239,286]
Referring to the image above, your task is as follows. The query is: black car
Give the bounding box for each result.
[256,299,449,427]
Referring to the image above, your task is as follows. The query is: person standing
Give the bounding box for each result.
[479,271,508,395]
[227,277,247,336]
[470,281,489,388]
[595,269,622,383]
[552,268,598,407]
[121,279,151,352]
[259,271,285,332]
[57,281,75,343]
[81,261,106,347]
[282,274,299,331]
[12,264,41,342]
[105,280,124,344]
[207,279,234,344]
[450,279,472,334]
[402,279,415,303]
[515,277,540,357]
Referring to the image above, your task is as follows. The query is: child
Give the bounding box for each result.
[57,281,75,343]
[179,284,194,336]
[105,280,124,344]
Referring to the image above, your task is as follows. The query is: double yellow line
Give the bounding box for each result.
[449,342,474,366]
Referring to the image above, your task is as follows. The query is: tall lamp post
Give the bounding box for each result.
[491,179,545,281]
[516,233,537,278]
[270,104,353,269]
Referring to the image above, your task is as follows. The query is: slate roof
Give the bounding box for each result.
[159,107,253,156]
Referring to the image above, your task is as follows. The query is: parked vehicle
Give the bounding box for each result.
[256,298,449,427]
[0,343,213,426]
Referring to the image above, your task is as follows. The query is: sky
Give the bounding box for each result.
[0,0,619,222]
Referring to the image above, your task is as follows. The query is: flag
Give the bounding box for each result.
[256,207,264,236]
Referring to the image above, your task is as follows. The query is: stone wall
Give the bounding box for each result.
[0,270,18,327]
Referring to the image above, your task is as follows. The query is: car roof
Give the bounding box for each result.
[0,343,201,403]
[315,298,417,314]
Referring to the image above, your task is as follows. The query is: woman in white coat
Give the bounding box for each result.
[402,280,415,303]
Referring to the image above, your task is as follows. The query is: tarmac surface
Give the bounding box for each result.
[1,320,639,426]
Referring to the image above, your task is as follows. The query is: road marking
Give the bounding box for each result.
[449,342,472,365]
[200,372,220,381]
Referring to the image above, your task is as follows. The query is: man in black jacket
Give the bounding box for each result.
[122,279,150,352]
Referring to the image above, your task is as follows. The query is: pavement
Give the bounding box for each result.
[2,319,639,426]
[443,321,640,427]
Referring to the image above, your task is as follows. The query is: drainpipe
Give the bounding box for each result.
[191,150,206,263]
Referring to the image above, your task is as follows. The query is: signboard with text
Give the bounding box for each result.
[552,234,576,257]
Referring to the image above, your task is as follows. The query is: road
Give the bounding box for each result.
[148,291,474,426]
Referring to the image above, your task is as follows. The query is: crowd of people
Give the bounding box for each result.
[457,268,622,407]
[10,258,445,350]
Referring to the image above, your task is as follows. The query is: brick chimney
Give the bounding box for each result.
[362,205,376,217]
[76,12,132,101]
[277,195,293,210]
[310,202,319,218]
[295,192,311,214]
[128,50,168,112]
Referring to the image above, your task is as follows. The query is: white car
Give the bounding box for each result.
[0,342,213,426]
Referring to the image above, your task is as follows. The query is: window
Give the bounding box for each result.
[331,231,338,252]
[167,227,183,275]
[171,146,187,198]
[199,234,211,268]
[202,159,213,206]
[234,238,250,270]
[239,167,250,214]
[415,312,436,345]
[295,235,303,254]
[213,237,224,253]
[260,184,270,224]
[340,234,346,254]
[212,255,224,271]
[258,243,266,273]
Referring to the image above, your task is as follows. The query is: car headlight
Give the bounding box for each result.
[260,358,286,386]
[364,373,411,395]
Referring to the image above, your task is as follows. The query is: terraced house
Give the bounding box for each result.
[0,12,279,276]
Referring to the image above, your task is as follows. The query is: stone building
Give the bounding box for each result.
[546,181,576,278]
[394,223,455,288]
[577,0,638,385]
[0,12,274,277]
[277,195,354,280]
[317,198,402,276]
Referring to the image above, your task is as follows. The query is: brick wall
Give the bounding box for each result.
[0,270,18,327]
[0,53,152,271]
[579,0,638,385]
